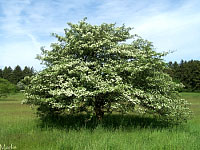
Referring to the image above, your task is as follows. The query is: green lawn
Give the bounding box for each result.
[0,92,200,150]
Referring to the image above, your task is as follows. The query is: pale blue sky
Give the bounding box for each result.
[0,0,200,70]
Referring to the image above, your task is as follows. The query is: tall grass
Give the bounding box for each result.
[0,92,200,150]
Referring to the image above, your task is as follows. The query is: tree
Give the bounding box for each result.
[23,66,34,77]
[0,78,16,97]
[166,60,200,91]
[12,65,23,84]
[0,69,2,78]
[23,19,191,123]
[2,66,13,82]
[17,66,34,90]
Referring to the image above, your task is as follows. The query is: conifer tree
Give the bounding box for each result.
[23,66,34,77]
[0,69,3,78]
[12,65,23,84]
[2,66,13,82]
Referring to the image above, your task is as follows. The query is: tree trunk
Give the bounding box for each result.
[94,95,105,121]
[94,105,104,121]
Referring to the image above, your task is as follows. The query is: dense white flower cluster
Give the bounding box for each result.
[23,18,191,123]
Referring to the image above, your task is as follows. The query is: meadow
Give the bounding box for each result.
[0,92,200,150]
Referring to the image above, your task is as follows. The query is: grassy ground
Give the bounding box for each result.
[0,92,200,150]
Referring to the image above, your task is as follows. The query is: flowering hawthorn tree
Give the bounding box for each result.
[23,18,191,123]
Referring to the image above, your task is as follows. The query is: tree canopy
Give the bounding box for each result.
[0,66,34,86]
[167,60,200,92]
[23,19,191,123]
[2,66,13,82]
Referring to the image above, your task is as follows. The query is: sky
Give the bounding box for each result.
[0,0,200,70]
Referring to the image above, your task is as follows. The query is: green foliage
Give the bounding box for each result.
[23,19,191,123]
[0,78,16,97]
[23,66,34,77]
[0,66,34,86]
[12,65,23,84]
[167,60,200,92]
[17,66,35,90]
[2,66,13,82]
[0,69,3,78]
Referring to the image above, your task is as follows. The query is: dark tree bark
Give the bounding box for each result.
[94,94,105,120]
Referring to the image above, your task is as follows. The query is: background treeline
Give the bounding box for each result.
[0,65,34,85]
[0,60,199,92]
[166,60,200,92]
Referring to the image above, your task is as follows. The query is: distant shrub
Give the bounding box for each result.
[0,78,16,97]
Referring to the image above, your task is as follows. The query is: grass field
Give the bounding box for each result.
[0,92,200,150]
